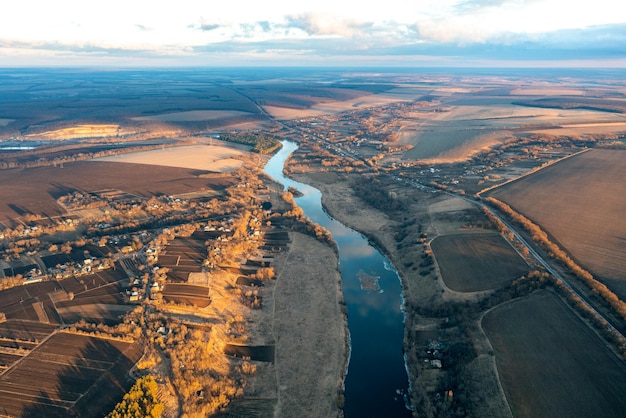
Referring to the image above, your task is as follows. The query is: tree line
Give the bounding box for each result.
[486,197,626,324]
[219,133,281,154]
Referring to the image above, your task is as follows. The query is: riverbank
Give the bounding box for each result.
[290,170,512,417]
[271,232,346,417]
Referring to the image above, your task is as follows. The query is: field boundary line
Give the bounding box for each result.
[476,147,591,197]
[0,328,58,378]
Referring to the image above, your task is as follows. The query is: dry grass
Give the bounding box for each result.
[96,144,244,172]
[271,232,345,418]
[25,124,120,140]
[427,196,474,214]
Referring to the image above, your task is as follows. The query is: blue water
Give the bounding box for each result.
[264,141,411,417]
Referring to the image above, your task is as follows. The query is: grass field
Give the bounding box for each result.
[482,290,626,418]
[430,232,528,292]
[488,149,626,299]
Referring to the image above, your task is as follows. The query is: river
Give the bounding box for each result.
[264,141,411,417]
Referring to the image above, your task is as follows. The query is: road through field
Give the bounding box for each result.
[459,193,626,344]
[395,169,625,345]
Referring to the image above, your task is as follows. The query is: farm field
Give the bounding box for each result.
[430,232,528,292]
[482,290,626,418]
[0,321,57,342]
[0,281,63,323]
[488,149,626,299]
[0,332,141,417]
[158,235,209,282]
[161,283,211,307]
[0,69,267,140]
[401,101,626,162]
[95,144,244,173]
[262,89,415,120]
[0,160,236,225]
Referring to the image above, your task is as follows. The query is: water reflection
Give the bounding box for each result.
[264,141,411,417]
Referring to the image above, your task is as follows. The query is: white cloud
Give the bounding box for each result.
[0,0,624,65]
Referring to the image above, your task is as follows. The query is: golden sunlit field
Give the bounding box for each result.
[25,124,122,140]
[95,144,245,172]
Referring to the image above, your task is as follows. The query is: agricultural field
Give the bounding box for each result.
[0,69,268,140]
[161,283,211,307]
[430,232,529,292]
[0,321,57,368]
[95,143,245,173]
[0,332,142,418]
[400,100,626,162]
[0,160,236,225]
[487,149,626,299]
[0,281,63,324]
[158,235,210,282]
[482,291,626,418]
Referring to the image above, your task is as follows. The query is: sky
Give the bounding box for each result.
[1,0,625,67]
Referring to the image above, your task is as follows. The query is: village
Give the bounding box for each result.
[0,139,345,416]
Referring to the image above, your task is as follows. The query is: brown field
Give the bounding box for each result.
[0,332,141,417]
[263,91,412,120]
[55,304,134,325]
[0,281,62,323]
[488,149,626,298]
[159,235,209,282]
[95,144,245,172]
[161,283,211,307]
[482,291,626,418]
[0,320,57,343]
[401,103,626,162]
[431,233,528,292]
[0,161,236,225]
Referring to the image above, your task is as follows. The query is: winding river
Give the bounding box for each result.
[264,141,411,417]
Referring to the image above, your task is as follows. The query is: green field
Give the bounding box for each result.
[483,291,626,418]
[431,232,528,292]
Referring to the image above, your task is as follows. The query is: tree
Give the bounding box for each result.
[106,375,164,418]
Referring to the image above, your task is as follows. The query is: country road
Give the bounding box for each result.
[456,192,626,343]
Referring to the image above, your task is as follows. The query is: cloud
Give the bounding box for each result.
[453,0,536,12]
[284,12,374,38]
[190,18,223,32]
